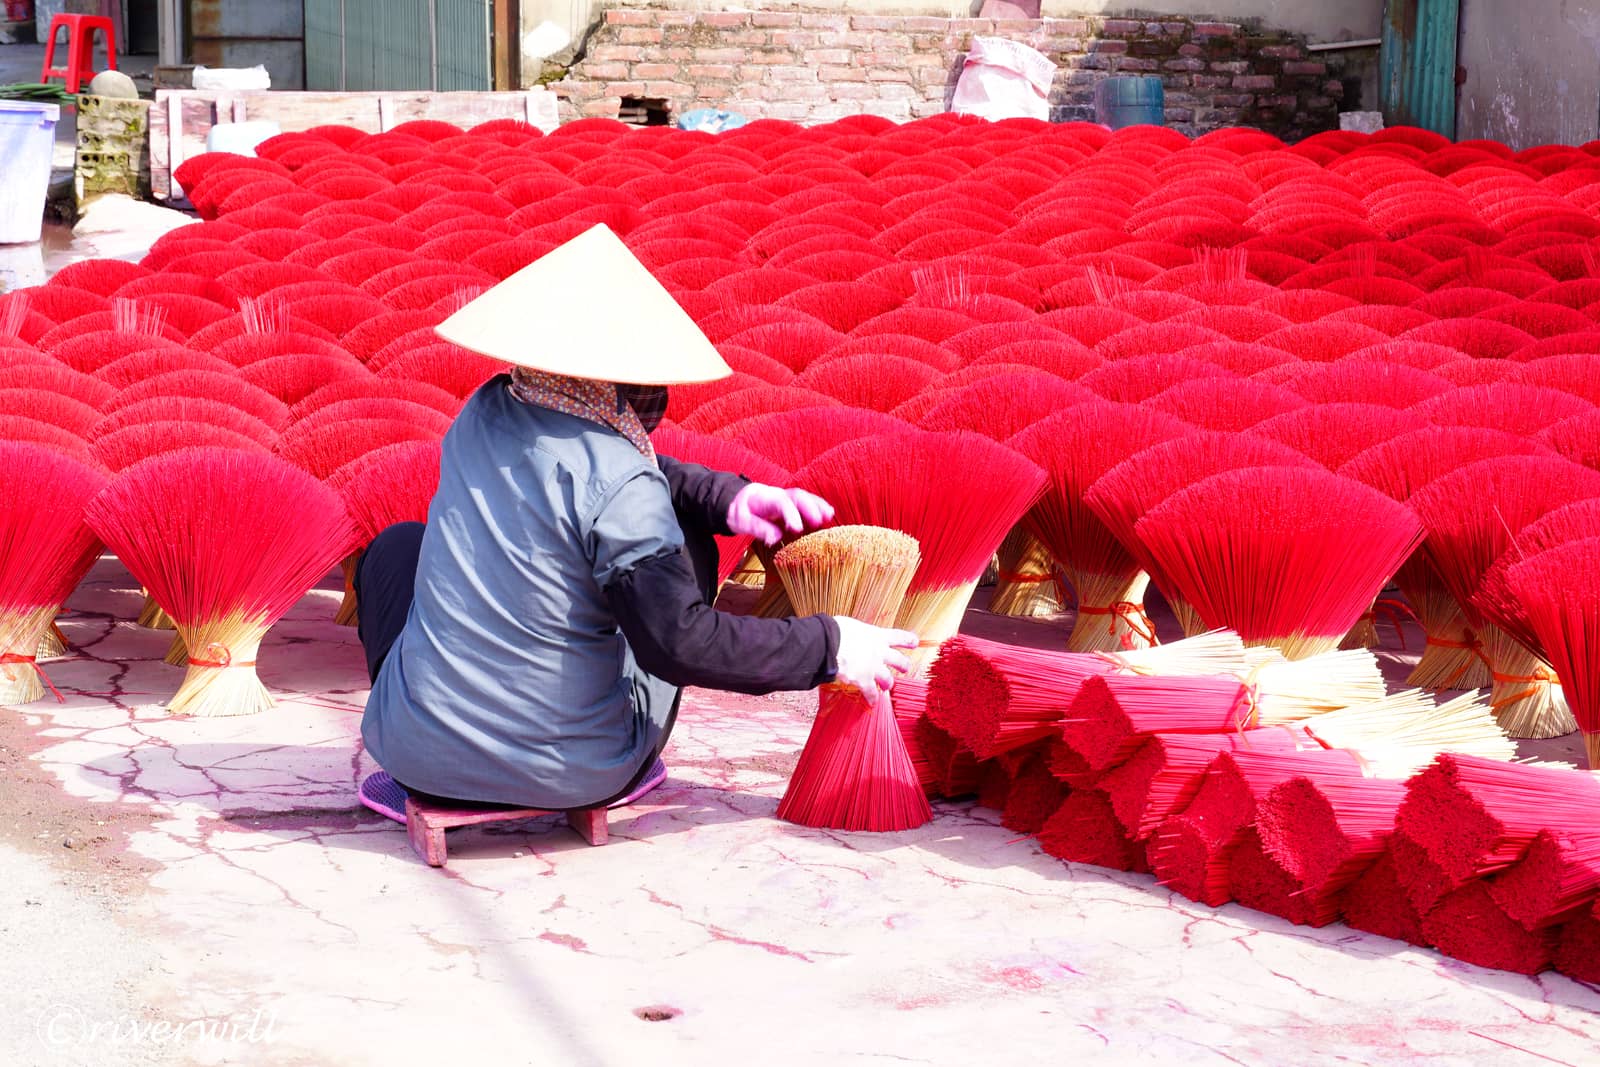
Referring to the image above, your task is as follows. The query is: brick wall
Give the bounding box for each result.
[554,9,1344,139]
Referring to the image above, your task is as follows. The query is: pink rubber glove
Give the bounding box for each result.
[727,483,835,546]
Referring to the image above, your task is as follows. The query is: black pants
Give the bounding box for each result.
[354,514,720,808]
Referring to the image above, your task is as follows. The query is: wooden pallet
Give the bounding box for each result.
[404,796,608,868]
[149,87,561,201]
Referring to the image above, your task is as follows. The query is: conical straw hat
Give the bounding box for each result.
[434,224,732,385]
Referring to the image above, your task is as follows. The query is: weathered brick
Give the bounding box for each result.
[686,64,737,81]
[616,27,663,45]
[603,10,651,25]
[900,16,951,31]
[1213,93,1254,107]
[1233,74,1276,90]
[850,15,903,31]
[1323,80,1346,97]
[1193,75,1230,88]
[643,80,690,96]
[1039,37,1086,54]
[654,12,694,26]
[1161,21,1188,35]
[722,30,772,47]
[1178,43,1203,57]
[752,12,800,29]
[588,44,645,62]
[1210,60,1249,74]
[601,81,645,96]
[990,18,1041,34]
[1260,45,1304,59]
[1165,107,1195,122]
[1282,61,1328,76]
[769,65,821,83]
[1193,22,1241,36]
[699,12,749,29]
[770,31,823,48]
[828,81,877,101]
[1162,74,1192,89]
[1100,19,1142,36]
[1091,39,1128,54]
[803,48,853,65]
[815,31,872,47]
[744,52,791,65]
[632,63,679,80]
[799,14,850,30]
[866,68,914,83]
[693,47,746,63]
[581,99,623,117]
[580,62,629,81]
[659,47,693,61]
[820,65,867,82]
[1165,58,1204,72]
[1048,18,1090,35]
[1118,58,1160,72]
[950,18,998,33]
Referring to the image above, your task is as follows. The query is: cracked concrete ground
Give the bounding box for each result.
[2,556,1598,1067]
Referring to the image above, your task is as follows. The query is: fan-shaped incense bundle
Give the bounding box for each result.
[1011,403,1193,652]
[1410,456,1600,736]
[1507,539,1600,767]
[85,448,357,717]
[1136,467,1422,660]
[772,525,930,831]
[327,441,443,626]
[798,430,1044,667]
[0,445,107,705]
[1341,426,1555,690]
[1085,432,1320,637]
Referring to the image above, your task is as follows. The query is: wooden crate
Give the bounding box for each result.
[149,88,561,201]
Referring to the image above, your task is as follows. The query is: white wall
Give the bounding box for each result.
[1458,0,1600,148]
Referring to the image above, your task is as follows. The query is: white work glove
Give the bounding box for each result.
[728,483,834,546]
[831,616,918,703]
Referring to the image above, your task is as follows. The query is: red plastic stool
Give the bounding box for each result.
[40,14,117,95]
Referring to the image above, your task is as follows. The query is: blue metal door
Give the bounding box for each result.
[303,0,491,91]
[1380,0,1461,137]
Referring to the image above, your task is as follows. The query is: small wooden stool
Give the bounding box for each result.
[404,797,608,867]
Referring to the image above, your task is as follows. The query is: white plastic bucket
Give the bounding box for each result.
[0,100,60,245]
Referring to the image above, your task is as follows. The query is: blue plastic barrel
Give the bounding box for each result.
[1095,76,1165,130]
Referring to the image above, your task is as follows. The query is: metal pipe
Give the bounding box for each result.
[1307,38,1383,52]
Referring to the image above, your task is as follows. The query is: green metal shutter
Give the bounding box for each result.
[304,0,344,91]
[435,0,492,92]
[1380,0,1462,138]
[300,0,491,91]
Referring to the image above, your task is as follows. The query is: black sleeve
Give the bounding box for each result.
[658,454,749,537]
[606,548,840,695]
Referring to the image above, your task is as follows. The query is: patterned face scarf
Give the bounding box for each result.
[508,368,657,462]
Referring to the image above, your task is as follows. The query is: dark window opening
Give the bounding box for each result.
[618,96,672,127]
